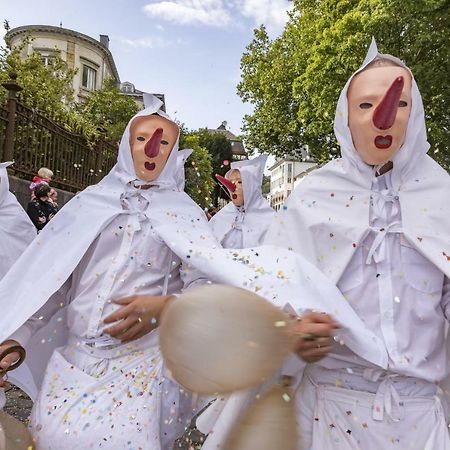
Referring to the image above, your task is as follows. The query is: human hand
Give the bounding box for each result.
[293,312,340,363]
[0,340,24,388]
[103,295,173,342]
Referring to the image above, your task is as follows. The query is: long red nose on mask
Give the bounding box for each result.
[144,128,163,158]
[215,174,236,192]
[372,77,404,130]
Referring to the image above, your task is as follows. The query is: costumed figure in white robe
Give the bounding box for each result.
[154,39,450,450]
[0,97,219,450]
[261,39,450,449]
[0,162,36,280]
[211,154,274,248]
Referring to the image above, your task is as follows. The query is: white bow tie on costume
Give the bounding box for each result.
[363,368,404,422]
[366,175,403,265]
[231,208,245,231]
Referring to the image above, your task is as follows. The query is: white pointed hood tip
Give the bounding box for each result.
[115,94,180,190]
[334,37,429,185]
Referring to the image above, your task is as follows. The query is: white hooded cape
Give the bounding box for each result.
[210,154,275,247]
[265,39,450,283]
[0,99,217,398]
[0,162,36,280]
[170,41,450,448]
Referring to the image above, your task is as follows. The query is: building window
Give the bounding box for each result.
[82,65,97,90]
[40,54,55,67]
[287,163,292,183]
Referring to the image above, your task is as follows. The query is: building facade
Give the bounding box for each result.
[119,82,166,111]
[208,121,247,161]
[5,25,120,101]
[269,157,316,211]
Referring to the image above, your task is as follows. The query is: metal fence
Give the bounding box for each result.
[0,73,117,193]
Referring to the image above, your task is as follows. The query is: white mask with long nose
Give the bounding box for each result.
[347,65,412,166]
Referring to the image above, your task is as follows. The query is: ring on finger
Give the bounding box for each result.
[299,332,317,342]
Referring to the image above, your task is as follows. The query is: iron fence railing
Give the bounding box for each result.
[0,73,117,193]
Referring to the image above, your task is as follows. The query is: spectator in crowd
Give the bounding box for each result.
[48,188,59,211]
[29,167,53,199]
[26,184,58,231]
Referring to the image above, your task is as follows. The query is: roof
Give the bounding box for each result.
[5,25,120,83]
[207,122,246,156]
[268,156,316,171]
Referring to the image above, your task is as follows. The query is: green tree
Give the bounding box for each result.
[238,0,450,169]
[179,131,214,209]
[0,33,76,121]
[197,129,233,205]
[77,78,139,143]
[0,28,139,144]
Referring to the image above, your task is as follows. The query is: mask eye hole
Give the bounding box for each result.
[359,102,372,109]
[161,139,169,145]
[137,136,145,142]
[399,100,408,107]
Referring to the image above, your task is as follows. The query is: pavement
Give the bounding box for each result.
[4,385,33,423]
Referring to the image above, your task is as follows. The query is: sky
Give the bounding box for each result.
[0,0,292,138]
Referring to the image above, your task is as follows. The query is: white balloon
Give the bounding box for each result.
[224,383,298,450]
[0,410,34,450]
[160,284,296,395]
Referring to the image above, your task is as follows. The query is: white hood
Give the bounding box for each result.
[334,38,430,188]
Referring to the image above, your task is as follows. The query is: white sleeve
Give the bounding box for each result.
[180,261,211,291]
[441,276,450,321]
[8,277,72,346]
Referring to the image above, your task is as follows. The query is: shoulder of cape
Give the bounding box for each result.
[403,154,450,190]
[288,159,348,200]
[209,203,236,224]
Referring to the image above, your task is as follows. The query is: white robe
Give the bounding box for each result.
[263,40,450,449]
[0,162,36,280]
[0,100,218,449]
[210,155,274,248]
[184,40,450,450]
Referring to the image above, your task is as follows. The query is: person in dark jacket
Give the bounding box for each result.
[26,184,58,231]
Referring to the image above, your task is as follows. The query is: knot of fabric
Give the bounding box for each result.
[231,209,245,231]
[120,189,150,225]
[366,220,402,264]
[371,187,400,220]
[363,369,404,422]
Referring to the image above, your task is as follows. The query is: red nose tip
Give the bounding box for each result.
[215,174,236,192]
[373,76,404,130]
[144,128,163,158]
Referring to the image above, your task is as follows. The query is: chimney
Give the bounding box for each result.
[99,35,110,49]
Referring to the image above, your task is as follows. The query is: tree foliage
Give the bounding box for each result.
[238,0,450,169]
[77,78,139,143]
[179,131,215,209]
[197,129,233,205]
[0,27,139,143]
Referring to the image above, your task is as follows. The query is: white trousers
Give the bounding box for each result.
[30,336,194,450]
[297,367,450,450]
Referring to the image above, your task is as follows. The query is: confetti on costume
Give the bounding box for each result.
[261,39,450,449]
[0,97,218,449]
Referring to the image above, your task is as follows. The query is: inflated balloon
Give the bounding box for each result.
[224,381,298,450]
[160,284,296,395]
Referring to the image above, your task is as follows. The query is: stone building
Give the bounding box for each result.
[268,149,316,211]
[208,121,247,161]
[5,25,120,101]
